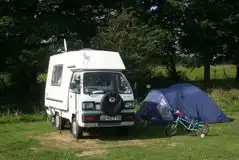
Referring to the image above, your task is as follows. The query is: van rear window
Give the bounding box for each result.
[51,64,63,86]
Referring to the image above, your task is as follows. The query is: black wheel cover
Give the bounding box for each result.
[100,91,124,116]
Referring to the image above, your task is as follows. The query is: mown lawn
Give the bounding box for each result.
[0,112,239,160]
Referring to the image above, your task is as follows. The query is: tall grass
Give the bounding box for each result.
[209,89,239,115]
[0,114,46,124]
[0,109,46,124]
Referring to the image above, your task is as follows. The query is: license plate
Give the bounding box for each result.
[100,115,122,121]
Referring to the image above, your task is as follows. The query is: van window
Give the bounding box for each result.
[51,64,63,86]
[70,74,81,93]
[117,74,131,94]
[83,72,132,94]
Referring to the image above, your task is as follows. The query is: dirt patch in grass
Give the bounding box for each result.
[168,142,180,147]
[32,131,149,149]
[28,131,149,155]
[76,149,106,157]
[32,131,102,149]
[29,147,39,153]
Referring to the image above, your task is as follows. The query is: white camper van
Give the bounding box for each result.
[44,48,135,139]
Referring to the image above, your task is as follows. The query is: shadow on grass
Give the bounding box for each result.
[97,123,223,141]
[54,123,191,141]
[66,124,200,141]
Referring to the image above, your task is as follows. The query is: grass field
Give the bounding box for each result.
[0,87,239,160]
[1,65,239,159]
[151,65,236,80]
[0,112,239,160]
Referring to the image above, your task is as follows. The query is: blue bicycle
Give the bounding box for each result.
[165,110,209,138]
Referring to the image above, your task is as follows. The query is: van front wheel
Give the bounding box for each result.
[55,114,64,130]
[71,117,83,139]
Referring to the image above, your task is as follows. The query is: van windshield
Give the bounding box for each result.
[83,72,132,94]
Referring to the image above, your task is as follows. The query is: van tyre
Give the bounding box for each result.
[55,114,64,130]
[71,117,83,139]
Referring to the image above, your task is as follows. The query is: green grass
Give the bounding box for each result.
[0,113,46,124]
[209,89,239,114]
[1,86,238,160]
[0,113,239,160]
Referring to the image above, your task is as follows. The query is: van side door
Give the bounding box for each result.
[68,74,81,115]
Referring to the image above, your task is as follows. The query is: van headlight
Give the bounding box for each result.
[82,102,95,110]
[124,102,135,109]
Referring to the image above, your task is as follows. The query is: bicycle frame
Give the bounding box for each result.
[174,116,204,131]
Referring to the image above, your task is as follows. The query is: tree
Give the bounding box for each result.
[0,0,123,105]
[218,0,239,80]
[179,0,229,81]
[90,7,175,82]
[148,0,185,80]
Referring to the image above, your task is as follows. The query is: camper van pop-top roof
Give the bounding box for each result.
[49,49,126,71]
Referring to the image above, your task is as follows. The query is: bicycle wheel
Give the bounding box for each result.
[165,121,178,136]
[194,123,209,137]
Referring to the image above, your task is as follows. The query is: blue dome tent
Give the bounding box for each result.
[136,83,231,124]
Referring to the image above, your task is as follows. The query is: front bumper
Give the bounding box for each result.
[79,113,135,128]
